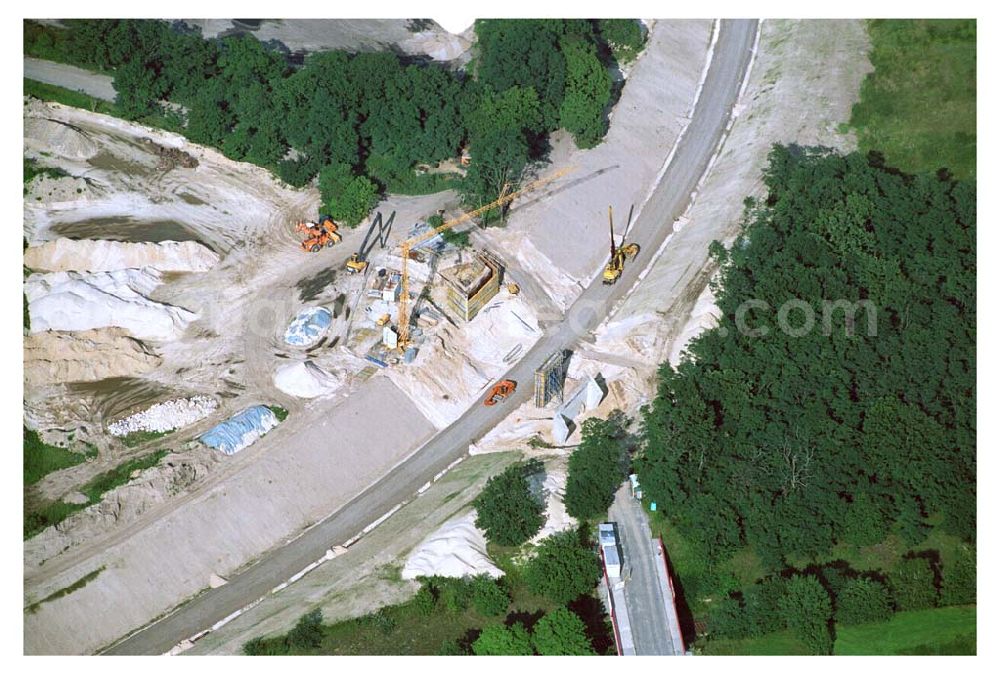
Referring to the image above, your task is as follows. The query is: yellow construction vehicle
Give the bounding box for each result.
[602,206,640,285]
[507,282,520,295]
[395,166,575,351]
[345,252,369,274]
[375,313,391,326]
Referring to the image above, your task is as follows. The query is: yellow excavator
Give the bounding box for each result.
[602,206,639,285]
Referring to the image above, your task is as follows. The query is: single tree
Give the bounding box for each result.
[523,530,602,604]
[474,459,545,546]
[533,607,594,655]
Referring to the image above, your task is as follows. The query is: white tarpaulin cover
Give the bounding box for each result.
[200,405,278,455]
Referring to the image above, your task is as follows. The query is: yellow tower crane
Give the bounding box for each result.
[396,166,574,350]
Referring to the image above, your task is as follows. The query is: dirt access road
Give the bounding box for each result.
[102,19,758,655]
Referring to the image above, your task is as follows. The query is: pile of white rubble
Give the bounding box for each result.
[108,396,218,436]
[25,268,197,341]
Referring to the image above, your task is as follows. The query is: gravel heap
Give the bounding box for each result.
[108,396,218,436]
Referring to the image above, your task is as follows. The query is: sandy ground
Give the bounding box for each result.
[483,20,715,310]
[22,97,451,654]
[24,57,116,101]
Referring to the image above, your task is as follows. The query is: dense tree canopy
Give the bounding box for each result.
[637,146,976,571]
[564,412,630,520]
[27,19,644,216]
[474,459,545,546]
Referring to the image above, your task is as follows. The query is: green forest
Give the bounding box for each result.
[636,145,976,652]
[24,19,644,222]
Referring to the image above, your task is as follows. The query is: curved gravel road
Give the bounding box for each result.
[102,18,758,655]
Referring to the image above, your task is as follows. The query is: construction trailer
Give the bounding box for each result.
[439,248,504,322]
[534,350,570,407]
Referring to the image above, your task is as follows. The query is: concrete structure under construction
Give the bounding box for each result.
[439,249,503,322]
[534,350,570,407]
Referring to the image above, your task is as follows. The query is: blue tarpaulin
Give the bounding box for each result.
[284,306,332,346]
[200,405,279,455]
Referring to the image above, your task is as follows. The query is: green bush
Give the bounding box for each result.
[287,609,325,649]
[837,577,893,626]
[470,575,509,617]
[940,545,976,606]
[412,584,437,615]
[532,607,594,655]
[319,162,379,227]
[709,594,749,638]
[779,575,833,655]
[597,19,646,64]
[472,623,534,655]
[744,577,787,636]
[523,530,602,604]
[890,556,939,611]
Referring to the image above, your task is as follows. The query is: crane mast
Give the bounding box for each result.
[397,166,574,350]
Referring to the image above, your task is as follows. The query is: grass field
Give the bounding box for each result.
[24,78,114,114]
[699,605,976,655]
[834,605,976,655]
[849,19,976,179]
[23,427,96,487]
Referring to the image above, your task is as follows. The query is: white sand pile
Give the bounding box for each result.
[107,396,218,436]
[668,282,720,367]
[401,511,502,580]
[23,328,161,386]
[25,268,197,341]
[531,460,576,543]
[23,117,98,160]
[273,361,343,398]
[24,239,220,274]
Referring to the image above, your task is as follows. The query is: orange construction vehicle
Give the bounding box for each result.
[484,379,517,406]
[296,214,342,252]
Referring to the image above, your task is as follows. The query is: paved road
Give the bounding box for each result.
[103,19,757,655]
[610,485,685,655]
[24,57,116,101]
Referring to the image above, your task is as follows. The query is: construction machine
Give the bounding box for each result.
[394,166,575,351]
[507,282,520,295]
[297,215,342,252]
[345,252,369,274]
[602,206,639,285]
[484,379,517,406]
